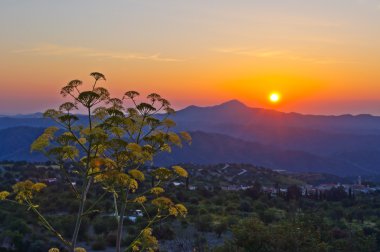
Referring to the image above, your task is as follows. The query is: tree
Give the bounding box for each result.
[287,185,302,201]
[325,186,347,201]
[245,180,262,200]
[214,221,228,238]
[227,216,329,252]
[0,72,191,252]
[231,217,272,251]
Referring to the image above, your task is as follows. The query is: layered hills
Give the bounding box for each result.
[1,100,380,175]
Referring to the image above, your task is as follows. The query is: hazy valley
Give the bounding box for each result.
[2,100,380,176]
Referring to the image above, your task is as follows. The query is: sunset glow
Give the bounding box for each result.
[1,1,380,115]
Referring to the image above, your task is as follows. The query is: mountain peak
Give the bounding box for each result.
[181,99,248,112]
[217,99,247,108]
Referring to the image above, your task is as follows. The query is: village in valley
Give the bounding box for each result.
[2,162,378,205]
[171,163,380,198]
[2,161,380,251]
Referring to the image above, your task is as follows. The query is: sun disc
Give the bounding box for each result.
[269,93,280,103]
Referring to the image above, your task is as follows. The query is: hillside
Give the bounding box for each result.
[0,126,45,161]
[156,131,363,175]
[1,100,380,175]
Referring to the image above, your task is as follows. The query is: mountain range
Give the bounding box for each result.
[1,100,380,176]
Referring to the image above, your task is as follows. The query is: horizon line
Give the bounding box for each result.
[1,99,379,118]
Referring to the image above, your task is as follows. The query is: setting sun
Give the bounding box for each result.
[269,93,281,103]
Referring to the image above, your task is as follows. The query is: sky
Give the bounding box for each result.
[0,0,380,115]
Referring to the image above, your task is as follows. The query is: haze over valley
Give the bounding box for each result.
[2,100,380,176]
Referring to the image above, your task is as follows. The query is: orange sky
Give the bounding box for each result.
[1,1,380,115]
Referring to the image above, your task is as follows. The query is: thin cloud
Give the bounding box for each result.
[12,44,184,62]
[286,37,344,45]
[290,20,343,28]
[214,47,288,57]
[213,47,358,65]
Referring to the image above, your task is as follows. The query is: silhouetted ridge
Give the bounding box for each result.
[215,99,247,109]
[181,99,248,112]
[3,100,380,175]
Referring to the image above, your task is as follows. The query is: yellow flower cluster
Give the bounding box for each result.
[88,157,115,174]
[168,132,182,147]
[133,196,147,204]
[12,180,47,203]
[0,191,10,200]
[172,166,188,178]
[168,203,188,217]
[132,228,158,252]
[128,169,145,182]
[126,143,154,164]
[32,183,47,192]
[94,170,138,192]
[74,248,87,252]
[30,127,58,151]
[48,248,60,252]
[151,196,172,208]
[151,166,188,181]
[172,203,188,217]
[151,197,187,217]
[151,167,172,181]
[127,143,142,152]
[180,131,192,144]
[150,187,165,195]
[162,118,176,128]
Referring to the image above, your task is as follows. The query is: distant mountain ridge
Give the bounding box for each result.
[0,127,366,176]
[175,100,380,134]
[2,100,380,132]
[1,100,380,175]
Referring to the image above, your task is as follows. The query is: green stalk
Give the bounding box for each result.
[70,177,92,251]
[26,199,71,248]
[70,106,93,251]
[116,190,128,252]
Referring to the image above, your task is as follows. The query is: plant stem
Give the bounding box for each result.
[71,177,92,251]
[25,199,71,248]
[116,191,128,252]
[70,106,94,251]
[82,191,107,216]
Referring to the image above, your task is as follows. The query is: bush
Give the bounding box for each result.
[195,215,213,232]
[91,238,106,250]
[106,233,117,246]
[93,218,108,235]
[238,201,252,212]
[214,221,228,238]
[153,224,175,240]
[189,197,199,205]
[93,217,118,235]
